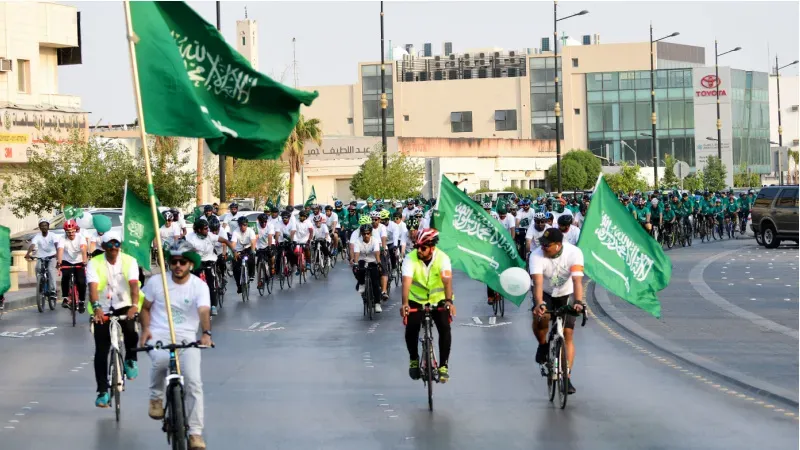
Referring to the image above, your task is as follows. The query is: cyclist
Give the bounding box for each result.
[24,218,58,301]
[252,213,275,290]
[497,207,515,239]
[635,198,651,233]
[323,205,340,256]
[382,210,401,275]
[663,202,677,238]
[139,241,212,450]
[311,215,332,266]
[370,210,390,301]
[202,204,217,222]
[86,231,141,408]
[422,198,436,228]
[57,219,88,312]
[220,202,246,233]
[352,221,383,314]
[361,197,376,215]
[159,211,183,247]
[295,210,314,273]
[275,210,298,273]
[400,229,455,383]
[516,198,535,255]
[724,191,740,232]
[391,211,408,258]
[231,216,257,294]
[531,228,585,395]
[738,192,750,232]
[713,198,726,236]
[186,218,236,316]
[557,213,581,245]
[525,212,548,254]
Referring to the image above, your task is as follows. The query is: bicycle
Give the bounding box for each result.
[381,248,392,297]
[739,211,749,236]
[296,243,308,285]
[256,249,273,296]
[213,256,226,309]
[134,341,213,450]
[238,252,251,303]
[725,213,737,239]
[92,314,138,422]
[277,243,293,290]
[392,246,402,288]
[491,291,505,317]
[34,257,56,313]
[662,222,675,249]
[404,301,451,411]
[60,263,82,327]
[311,240,329,279]
[541,304,586,410]
[361,262,378,321]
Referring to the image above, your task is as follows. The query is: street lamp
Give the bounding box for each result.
[380,1,388,170]
[620,139,638,163]
[714,42,742,161]
[553,1,588,193]
[707,136,718,142]
[649,25,680,189]
[773,56,798,184]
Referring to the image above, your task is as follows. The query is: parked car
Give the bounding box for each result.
[10,208,123,251]
[750,185,798,248]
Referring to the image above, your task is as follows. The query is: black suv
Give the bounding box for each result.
[751,185,798,248]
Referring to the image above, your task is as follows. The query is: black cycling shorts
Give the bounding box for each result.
[533,292,576,329]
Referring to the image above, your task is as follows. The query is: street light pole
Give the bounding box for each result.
[774,56,799,185]
[649,25,679,189]
[552,1,588,193]
[216,1,226,202]
[380,1,388,171]
[713,42,741,164]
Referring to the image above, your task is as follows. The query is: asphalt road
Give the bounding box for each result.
[0,258,797,449]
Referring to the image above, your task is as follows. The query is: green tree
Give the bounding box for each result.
[702,156,727,192]
[604,163,650,194]
[350,150,423,199]
[563,149,602,188]
[208,159,286,209]
[546,159,587,192]
[501,186,546,199]
[733,163,760,188]
[660,154,680,189]
[283,114,322,205]
[126,136,198,208]
[683,171,703,192]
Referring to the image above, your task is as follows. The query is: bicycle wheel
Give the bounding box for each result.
[499,295,505,317]
[322,256,329,278]
[168,384,188,450]
[685,224,692,246]
[70,282,77,327]
[366,276,373,321]
[547,342,557,402]
[47,277,56,310]
[266,260,274,295]
[286,258,293,288]
[557,339,569,409]
[710,222,718,240]
[492,295,499,316]
[257,262,267,296]
[394,259,401,288]
[111,350,123,421]
[666,231,674,249]
[425,339,434,411]
[216,271,225,308]
[37,278,45,313]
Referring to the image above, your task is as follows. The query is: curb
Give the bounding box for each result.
[589,282,798,408]
[2,292,39,313]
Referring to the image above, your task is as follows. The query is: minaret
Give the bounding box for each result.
[236,8,258,71]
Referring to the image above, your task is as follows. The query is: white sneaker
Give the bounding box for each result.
[358,284,365,294]
[374,303,382,313]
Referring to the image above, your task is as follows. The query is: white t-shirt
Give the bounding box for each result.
[256,223,274,250]
[525,226,547,250]
[325,211,339,229]
[220,211,246,229]
[160,223,182,245]
[562,226,581,246]
[86,255,140,310]
[294,219,313,244]
[85,229,104,250]
[402,207,419,221]
[529,242,585,297]
[401,249,453,278]
[371,223,387,245]
[276,220,297,243]
[488,210,500,220]
[231,227,257,252]
[312,224,331,242]
[59,234,86,264]
[353,234,381,263]
[386,220,400,245]
[143,275,210,343]
[393,221,409,248]
[31,233,59,258]
[268,216,282,232]
[498,214,515,233]
[186,231,220,262]
[516,208,536,228]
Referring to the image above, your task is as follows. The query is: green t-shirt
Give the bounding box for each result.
[725,198,739,213]
[663,208,676,222]
[636,206,650,223]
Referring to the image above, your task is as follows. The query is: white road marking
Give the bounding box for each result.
[248,322,261,330]
[460,322,512,328]
[488,316,497,325]
[258,322,277,330]
[472,317,483,325]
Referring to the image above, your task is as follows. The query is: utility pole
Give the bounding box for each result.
[294,37,306,201]
[380,1,388,170]
[216,1,226,203]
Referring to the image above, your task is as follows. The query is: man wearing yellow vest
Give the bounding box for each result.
[400,228,456,383]
[86,231,142,408]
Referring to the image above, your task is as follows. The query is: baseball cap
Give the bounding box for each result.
[38,217,49,225]
[539,228,563,246]
[102,230,122,244]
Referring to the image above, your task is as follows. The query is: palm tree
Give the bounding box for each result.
[284,114,322,206]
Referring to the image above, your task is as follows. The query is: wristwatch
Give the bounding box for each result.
[203,330,212,337]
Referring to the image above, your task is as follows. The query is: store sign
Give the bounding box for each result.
[696,75,726,97]
[0,133,28,144]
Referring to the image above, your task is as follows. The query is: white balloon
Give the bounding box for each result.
[76,211,93,230]
[499,267,531,297]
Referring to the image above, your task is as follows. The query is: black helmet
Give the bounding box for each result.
[208,216,220,232]
[236,216,249,226]
[393,211,402,219]
[334,200,343,208]
[299,210,309,219]
[270,206,279,213]
[280,211,291,219]
[257,213,269,222]
[360,224,372,234]
[203,205,214,213]
[557,214,573,226]
[324,205,333,211]
[230,203,239,209]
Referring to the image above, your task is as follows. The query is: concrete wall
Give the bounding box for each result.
[301,84,355,137]
[769,75,799,151]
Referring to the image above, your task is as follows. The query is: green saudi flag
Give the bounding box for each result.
[435,176,527,305]
[129,2,318,160]
[304,186,317,207]
[122,188,159,271]
[0,226,10,296]
[577,175,671,318]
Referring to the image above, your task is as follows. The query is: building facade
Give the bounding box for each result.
[769,75,799,183]
[0,2,85,233]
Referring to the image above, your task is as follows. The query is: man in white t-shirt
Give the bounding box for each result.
[525,212,548,254]
[351,224,383,314]
[219,202,246,232]
[230,216,257,294]
[139,241,212,450]
[57,219,88,311]
[25,218,59,300]
[86,231,141,408]
[557,213,581,246]
[186,218,236,316]
[295,210,314,273]
[530,228,585,396]
[370,212,389,301]
[160,212,183,247]
[324,205,340,255]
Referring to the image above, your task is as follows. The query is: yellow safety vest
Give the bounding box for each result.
[87,253,144,314]
[408,250,450,305]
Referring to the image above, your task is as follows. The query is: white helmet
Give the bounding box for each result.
[651,198,659,206]
[369,210,381,219]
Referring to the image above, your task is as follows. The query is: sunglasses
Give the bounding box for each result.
[534,219,546,224]
[372,218,380,221]
[103,241,121,249]
[169,258,190,266]
[415,244,432,252]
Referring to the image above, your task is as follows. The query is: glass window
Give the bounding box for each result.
[636,90,651,101]
[668,88,684,99]
[361,65,379,76]
[668,129,685,137]
[668,70,686,87]
[619,90,635,101]
[451,111,472,133]
[684,87,694,98]
[620,72,635,90]
[603,103,619,131]
[533,123,559,139]
[777,188,799,208]
[587,91,604,103]
[655,71,669,89]
[620,103,636,131]
[588,132,604,140]
[587,73,603,91]
[655,89,668,100]
[636,102,651,131]
[669,101,685,128]
[604,131,620,140]
[637,138,653,167]
[657,101,669,129]
[588,105,604,132]
[495,109,517,131]
[683,70,693,88]
[603,72,619,90]
[603,91,619,102]
[530,57,546,69]
[635,71,651,89]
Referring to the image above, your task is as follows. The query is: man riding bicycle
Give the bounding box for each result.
[25,218,59,301]
[254,213,275,290]
[86,231,142,408]
[312,215,332,263]
[186,218,236,316]
[525,212,548,254]
[324,205,339,255]
[231,216,257,294]
[57,219,88,312]
[352,221,383,314]
[400,229,455,383]
[531,228,585,395]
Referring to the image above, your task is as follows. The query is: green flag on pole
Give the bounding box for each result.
[435,176,527,305]
[129,1,318,160]
[0,226,10,296]
[305,186,317,207]
[577,175,672,318]
[122,188,158,271]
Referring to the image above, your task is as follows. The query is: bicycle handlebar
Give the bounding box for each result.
[134,340,215,353]
[402,301,452,325]
[543,304,587,327]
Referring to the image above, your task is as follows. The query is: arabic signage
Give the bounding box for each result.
[304,137,399,161]
[0,108,88,163]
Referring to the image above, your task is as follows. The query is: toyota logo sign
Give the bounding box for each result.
[700,75,721,89]
[696,74,726,97]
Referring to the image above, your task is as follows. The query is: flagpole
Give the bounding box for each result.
[123,1,182,369]
[121,179,128,225]
[591,172,603,193]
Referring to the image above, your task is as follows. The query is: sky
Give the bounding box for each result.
[58,1,800,125]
